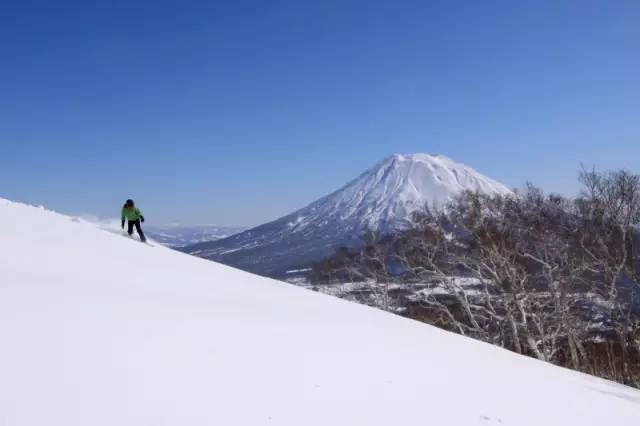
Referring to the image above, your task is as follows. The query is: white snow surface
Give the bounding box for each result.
[1,197,639,426]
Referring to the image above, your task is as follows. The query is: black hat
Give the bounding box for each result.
[125,199,134,206]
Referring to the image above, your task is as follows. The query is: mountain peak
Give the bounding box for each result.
[389,152,445,161]
[187,153,512,276]
[358,152,511,217]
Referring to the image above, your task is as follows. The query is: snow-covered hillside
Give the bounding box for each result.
[186,153,512,277]
[1,197,639,425]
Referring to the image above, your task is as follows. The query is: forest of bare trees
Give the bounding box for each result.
[311,168,640,387]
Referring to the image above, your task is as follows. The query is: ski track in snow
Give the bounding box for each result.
[1,197,639,425]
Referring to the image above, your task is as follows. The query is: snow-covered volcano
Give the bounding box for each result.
[2,198,639,425]
[186,154,512,277]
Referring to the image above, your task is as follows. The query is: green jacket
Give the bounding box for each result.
[121,206,143,222]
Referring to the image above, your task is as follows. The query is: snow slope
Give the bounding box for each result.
[1,198,639,426]
[186,153,512,277]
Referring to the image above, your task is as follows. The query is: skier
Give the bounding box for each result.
[121,199,146,242]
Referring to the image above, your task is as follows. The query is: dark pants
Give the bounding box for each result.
[127,220,146,242]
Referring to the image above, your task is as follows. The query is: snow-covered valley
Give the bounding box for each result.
[1,197,639,425]
[145,224,248,248]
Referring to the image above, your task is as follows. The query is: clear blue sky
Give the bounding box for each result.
[1,1,639,226]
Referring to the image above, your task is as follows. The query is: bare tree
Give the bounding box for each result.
[311,169,640,387]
